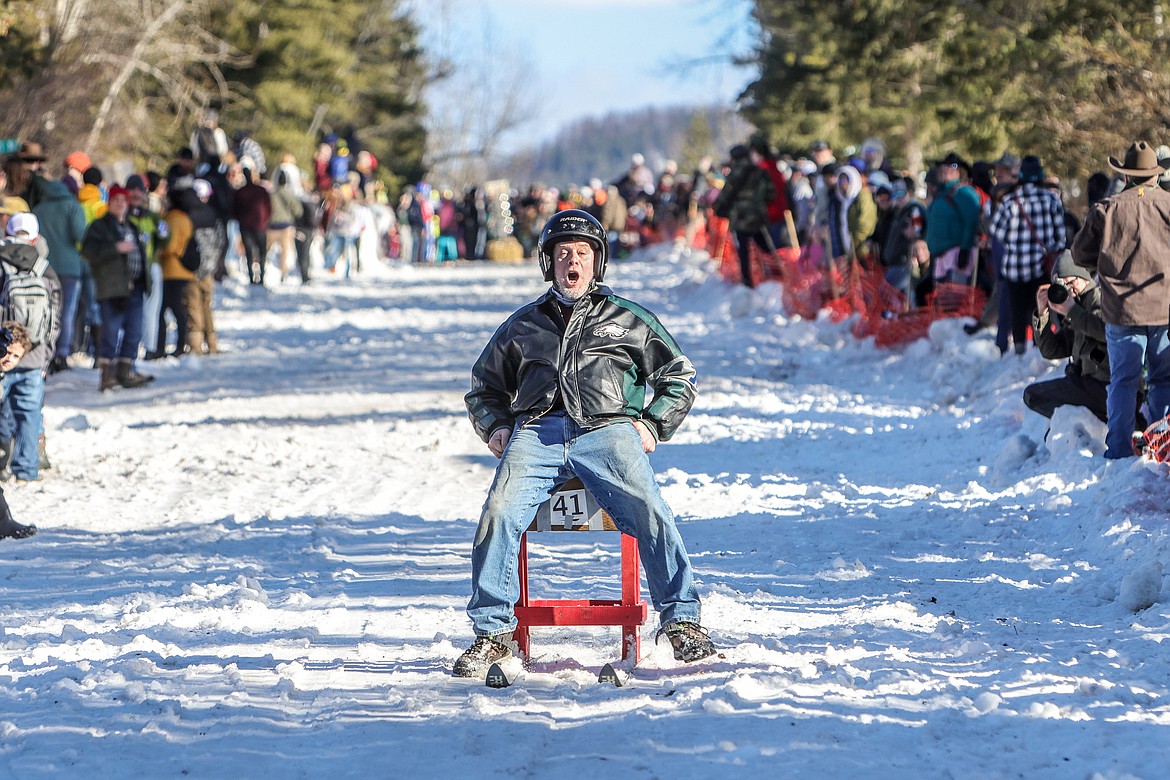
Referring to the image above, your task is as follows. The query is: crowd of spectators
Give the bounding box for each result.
[700,131,1168,460]
[0,112,1164,532]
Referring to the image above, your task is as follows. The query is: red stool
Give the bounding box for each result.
[513,477,648,662]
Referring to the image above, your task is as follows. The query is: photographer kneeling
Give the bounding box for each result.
[1023,251,1113,425]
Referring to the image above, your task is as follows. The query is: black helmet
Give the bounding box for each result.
[538,209,608,282]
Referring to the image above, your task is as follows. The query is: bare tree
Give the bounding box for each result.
[421,1,540,189]
[2,0,247,164]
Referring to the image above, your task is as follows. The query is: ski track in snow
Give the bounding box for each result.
[1,245,1168,779]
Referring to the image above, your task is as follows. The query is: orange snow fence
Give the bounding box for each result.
[1140,416,1170,463]
[708,221,986,349]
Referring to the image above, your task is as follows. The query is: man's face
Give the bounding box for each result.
[552,240,596,301]
[1,343,27,372]
[1060,276,1089,297]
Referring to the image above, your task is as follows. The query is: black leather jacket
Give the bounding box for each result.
[466,284,697,443]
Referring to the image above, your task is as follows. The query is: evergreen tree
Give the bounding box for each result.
[741,1,1170,181]
[212,0,428,191]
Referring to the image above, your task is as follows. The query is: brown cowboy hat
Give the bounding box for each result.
[1108,141,1170,177]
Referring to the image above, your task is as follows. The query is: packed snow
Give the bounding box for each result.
[2,243,1169,779]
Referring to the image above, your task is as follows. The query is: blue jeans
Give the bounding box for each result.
[99,284,147,361]
[1,368,45,480]
[468,412,702,637]
[884,265,913,307]
[324,234,358,275]
[1105,324,1170,458]
[55,275,81,361]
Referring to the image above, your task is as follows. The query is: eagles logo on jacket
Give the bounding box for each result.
[466,284,698,444]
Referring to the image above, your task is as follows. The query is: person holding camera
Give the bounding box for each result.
[1022,251,1111,424]
[0,323,37,539]
[1072,141,1170,458]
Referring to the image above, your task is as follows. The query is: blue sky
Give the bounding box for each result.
[414,0,758,150]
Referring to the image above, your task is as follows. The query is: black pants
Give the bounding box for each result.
[157,279,190,356]
[734,228,775,288]
[1023,372,1108,421]
[240,226,268,285]
[294,229,312,283]
[1006,277,1044,351]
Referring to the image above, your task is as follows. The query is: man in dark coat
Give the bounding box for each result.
[81,186,154,391]
[712,144,775,288]
[453,209,714,679]
[1024,251,1112,425]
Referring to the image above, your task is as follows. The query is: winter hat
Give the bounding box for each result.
[1052,250,1092,282]
[64,151,92,172]
[995,151,1020,170]
[0,197,27,216]
[193,179,213,200]
[107,185,131,204]
[125,174,147,191]
[867,170,890,189]
[1018,155,1045,184]
[835,165,863,202]
[729,144,750,160]
[5,212,39,242]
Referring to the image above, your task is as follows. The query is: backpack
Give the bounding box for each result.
[1,256,53,346]
[191,225,224,278]
[179,232,201,272]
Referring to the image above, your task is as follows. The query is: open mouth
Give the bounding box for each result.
[566,269,581,285]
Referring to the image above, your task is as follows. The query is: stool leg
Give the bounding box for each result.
[516,534,531,660]
[621,533,642,662]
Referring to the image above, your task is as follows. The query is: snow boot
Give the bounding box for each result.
[656,622,716,662]
[116,358,153,389]
[0,499,36,540]
[452,633,514,678]
[98,359,118,392]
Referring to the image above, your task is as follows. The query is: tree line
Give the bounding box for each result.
[0,0,428,192]
[739,0,1170,184]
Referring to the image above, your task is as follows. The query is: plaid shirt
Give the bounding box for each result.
[989,183,1066,282]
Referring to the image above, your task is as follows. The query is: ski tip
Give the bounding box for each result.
[598,662,623,687]
[485,662,512,689]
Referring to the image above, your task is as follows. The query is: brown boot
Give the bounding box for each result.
[98,359,118,392]
[115,358,153,388]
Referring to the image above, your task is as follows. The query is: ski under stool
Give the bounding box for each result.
[513,476,648,664]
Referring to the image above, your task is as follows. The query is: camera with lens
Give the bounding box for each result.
[1047,281,1070,305]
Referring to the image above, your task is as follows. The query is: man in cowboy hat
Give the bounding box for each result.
[1072,141,1170,458]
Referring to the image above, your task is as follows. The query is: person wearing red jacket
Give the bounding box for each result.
[232,166,272,286]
